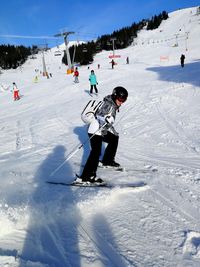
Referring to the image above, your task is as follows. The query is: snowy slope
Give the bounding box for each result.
[0,6,200,267]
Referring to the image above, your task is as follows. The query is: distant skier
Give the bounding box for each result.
[76,86,128,184]
[13,82,20,101]
[34,76,38,83]
[73,67,79,83]
[89,70,98,94]
[126,57,129,64]
[180,54,185,68]
[110,59,115,69]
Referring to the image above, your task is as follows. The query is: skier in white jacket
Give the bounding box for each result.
[79,86,128,184]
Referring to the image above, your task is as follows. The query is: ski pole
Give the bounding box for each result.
[50,123,107,177]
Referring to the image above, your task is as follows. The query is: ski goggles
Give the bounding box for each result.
[117,97,127,103]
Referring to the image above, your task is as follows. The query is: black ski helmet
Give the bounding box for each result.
[112,86,128,102]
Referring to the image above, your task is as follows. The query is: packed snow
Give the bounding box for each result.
[0,6,200,267]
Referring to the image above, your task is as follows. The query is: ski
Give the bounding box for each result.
[99,166,124,171]
[98,161,124,171]
[73,162,124,172]
[98,162,158,173]
[46,180,147,188]
[73,162,157,173]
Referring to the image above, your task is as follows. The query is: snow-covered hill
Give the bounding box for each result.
[0,6,200,267]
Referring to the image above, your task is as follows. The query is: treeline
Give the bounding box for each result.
[64,10,168,66]
[147,11,169,30]
[0,45,37,69]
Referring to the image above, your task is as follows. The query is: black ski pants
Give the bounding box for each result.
[81,131,119,180]
[90,84,98,94]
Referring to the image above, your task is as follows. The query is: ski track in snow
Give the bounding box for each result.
[155,99,200,155]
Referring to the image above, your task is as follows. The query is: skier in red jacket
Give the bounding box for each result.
[13,82,20,101]
[73,67,79,83]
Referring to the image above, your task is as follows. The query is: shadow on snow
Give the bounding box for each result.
[17,140,128,266]
[146,60,200,87]
[19,145,81,267]
[92,214,136,267]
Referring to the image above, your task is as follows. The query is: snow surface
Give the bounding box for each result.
[1,6,200,267]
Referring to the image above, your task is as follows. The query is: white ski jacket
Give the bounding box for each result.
[88,95,119,136]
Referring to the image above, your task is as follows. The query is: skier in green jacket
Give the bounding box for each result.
[89,70,98,94]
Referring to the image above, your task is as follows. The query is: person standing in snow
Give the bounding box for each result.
[110,59,115,69]
[180,54,185,68]
[13,82,20,101]
[73,67,79,83]
[89,70,98,94]
[126,57,129,64]
[77,86,128,184]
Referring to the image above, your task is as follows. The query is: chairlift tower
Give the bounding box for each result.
[39,43,49,79]
[110,37,117,56]
[197,6,200,15]
[54,31,75,74]
[42,50,48,78]
[185,31,189,51]
[174,34,179,47]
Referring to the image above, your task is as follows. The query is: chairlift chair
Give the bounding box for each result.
[54,50,62,56]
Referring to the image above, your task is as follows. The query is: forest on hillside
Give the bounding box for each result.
[0,45,40,70]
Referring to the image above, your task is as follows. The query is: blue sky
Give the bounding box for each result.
[0,0,199,47]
